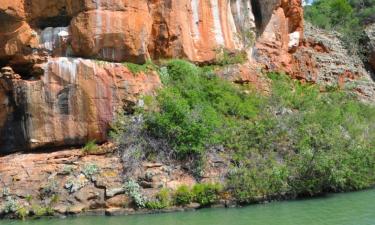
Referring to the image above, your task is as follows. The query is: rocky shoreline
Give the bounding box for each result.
[0,145,232,220]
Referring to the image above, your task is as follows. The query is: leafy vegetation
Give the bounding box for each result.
[82,140,99,154]
[173,185,193,206]
[143,60,260,158]
[31,205,54,218]
[112,59,375,204]
[82,163,100,181]
[3,196,19,214]
[145,188,171,209]
[123,60,158,74]
[124,179,146,208]
[304,0,375,58]
[192,183,223,206]
[172,183,222,207]
[227,73,375,201]
[215,48,248,66]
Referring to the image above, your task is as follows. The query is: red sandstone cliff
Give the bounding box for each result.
[2,0,375,218]
[0,0,306,153]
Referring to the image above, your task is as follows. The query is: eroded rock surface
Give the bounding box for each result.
[0,59,160,153]
[0,0,305,153]
[0,148,227,216]
[292,23,375,102]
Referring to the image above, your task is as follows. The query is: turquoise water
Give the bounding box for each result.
[2,189,375,225]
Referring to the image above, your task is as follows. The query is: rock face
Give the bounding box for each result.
[0,147,227,216]
[0,0,304,66]
[0,59,160,153]
[292,23,375,102]
[0,0,304,153]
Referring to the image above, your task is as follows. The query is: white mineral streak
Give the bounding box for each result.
[211,0,225,46]
[40,27,69,51]
[191,0,201,41]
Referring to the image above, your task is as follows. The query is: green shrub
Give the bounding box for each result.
[123,60,158,74]
[25,195,33,203]
[3,196,19,214]
[82,140,98,154]
[215,48,247,66]
[227,159,289,203]
[16,207,28,220]
[192,183,223,206]
[144,60,261,158]
[192,184,223,206]
[229,73,375,199]
[145,188,170,209]
[173,185,193,206]
[82,163,100,180]
[145,201,165,210]
[112,58,375,201]
[32,205,54,218]
[124,179,146,208]
[156,188,170,206]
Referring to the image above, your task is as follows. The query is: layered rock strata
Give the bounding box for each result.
[0,147,228,216]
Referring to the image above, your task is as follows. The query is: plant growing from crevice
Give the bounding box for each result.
[82,140,99,154]
[82,163,100,181]
[3,196,19,214]
[124,179,146,208]
[123,60,159,75]
[214,48,248,66]
[145,188,171,209]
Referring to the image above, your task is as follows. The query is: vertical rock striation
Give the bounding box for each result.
[0,0,305,153]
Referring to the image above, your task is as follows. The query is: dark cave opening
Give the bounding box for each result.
[0,59,36,80]
[34,15,72,29]
[250,0,263,35]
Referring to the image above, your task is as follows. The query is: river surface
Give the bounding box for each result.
[2,189,374,225]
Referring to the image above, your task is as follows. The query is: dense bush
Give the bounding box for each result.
[114,59,375,203]
[227,73,375,201]
[173,185,193,206]
[144,60,261,158]
[124,180,146,208]
[192,183,223,206]
[145,188,170,209]
[82,140,98,154]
